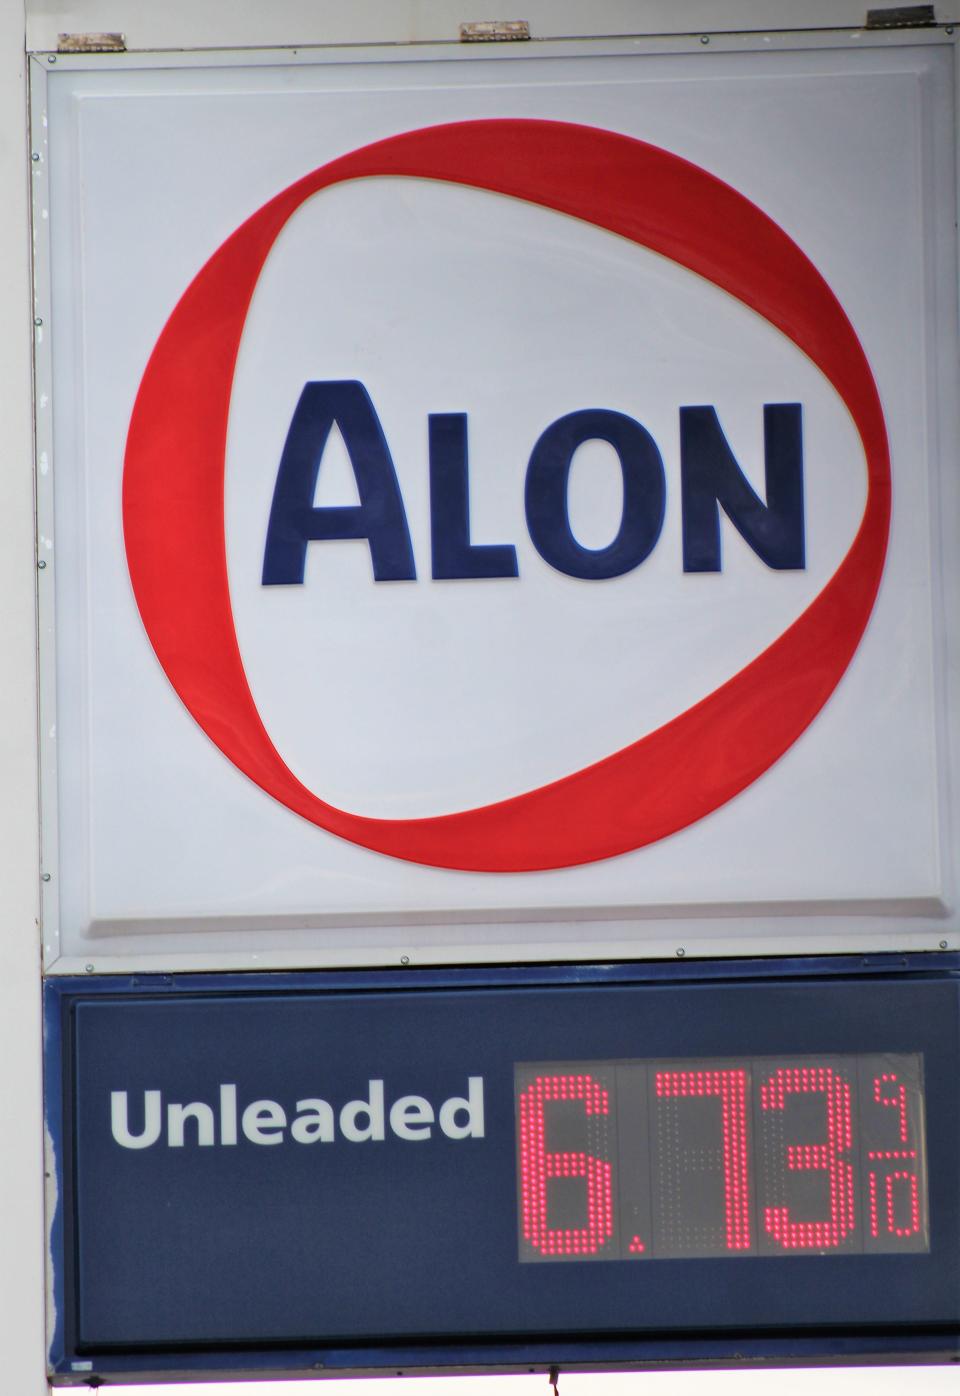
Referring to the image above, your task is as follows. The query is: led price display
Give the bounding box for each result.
[516,1054,927,1261]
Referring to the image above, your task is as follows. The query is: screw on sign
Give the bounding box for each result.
[123,120,890,871]
[515,1056,927,1261]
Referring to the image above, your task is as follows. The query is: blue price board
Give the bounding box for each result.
[45,957,960,1380]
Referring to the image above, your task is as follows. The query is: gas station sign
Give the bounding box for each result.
[33,19,960,1383]
[33,31,960,973]
[46,961,960,1378]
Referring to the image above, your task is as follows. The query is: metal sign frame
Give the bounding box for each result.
[45,953,960,1382]
[30,26,960,977]
[16,10,960,1395]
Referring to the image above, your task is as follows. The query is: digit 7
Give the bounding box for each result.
[655,1068,751,1251]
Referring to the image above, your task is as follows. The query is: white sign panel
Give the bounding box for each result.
[35,36,960,971]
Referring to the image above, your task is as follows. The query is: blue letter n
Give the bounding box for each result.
[680,403,805,573]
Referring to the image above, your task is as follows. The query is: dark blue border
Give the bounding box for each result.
[44,953,960,1381]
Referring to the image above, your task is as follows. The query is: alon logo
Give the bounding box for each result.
[261,385,805,584]
[122,119,890,873]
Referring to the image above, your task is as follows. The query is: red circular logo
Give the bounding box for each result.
[123,120,890,871]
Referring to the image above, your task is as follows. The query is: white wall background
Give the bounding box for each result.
[1,4,45,1396]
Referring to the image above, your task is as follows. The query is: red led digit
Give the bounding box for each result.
[874,1072,909,1143]
[884,1171,921,1237]
[867,1159,919,1240]
[867,1073,921,1241]
[760,1066,855,1249]
[655,1068,751,1250]
[868,1166,921,1240]
[518,1073,614,1257]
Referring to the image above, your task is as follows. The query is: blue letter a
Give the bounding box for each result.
[262,381,416,584]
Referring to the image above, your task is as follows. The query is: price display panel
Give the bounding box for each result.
[516,1054,927,1262]
[46,961,960,1381]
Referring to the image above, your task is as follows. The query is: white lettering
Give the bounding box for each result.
[167,1100,215,1147]
[389,1095,434,1140]
[291,1098,335,1143]
[340,1080,385,1142]
[220,1083,237,1146]
[439,1077,485,1139]
[109,1077,485,1148]
[241,1099,287,1145]
[111,1090,162,1149]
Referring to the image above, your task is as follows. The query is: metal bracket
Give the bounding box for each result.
[56,32,127,53]
[865,4,937,27]
[459,20,531,42]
